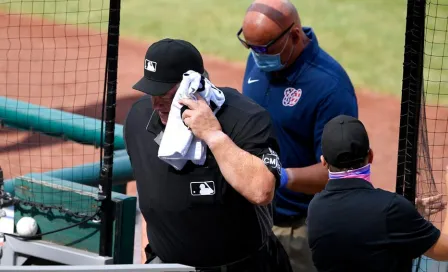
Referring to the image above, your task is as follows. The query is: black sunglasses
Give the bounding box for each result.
[237,23,294,54]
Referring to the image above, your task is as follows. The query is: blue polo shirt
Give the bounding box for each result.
[242,27,358,218]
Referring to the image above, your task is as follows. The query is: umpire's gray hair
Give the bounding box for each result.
[203,69,210,80]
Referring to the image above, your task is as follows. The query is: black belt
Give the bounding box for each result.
[145,233,282,272]
[195,238,271,272]
[146,233,292,272]
[145,238,272,271]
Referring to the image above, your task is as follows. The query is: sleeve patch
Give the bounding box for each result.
[261,147,282,176]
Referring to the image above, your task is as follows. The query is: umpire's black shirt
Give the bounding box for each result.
[307,178,440,272]
[124,87,278,267]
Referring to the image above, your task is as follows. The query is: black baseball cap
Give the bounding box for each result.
[321,115,370,168]
[132,38,205,96]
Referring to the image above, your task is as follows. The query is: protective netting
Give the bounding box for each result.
[0,0,110,223]
[414,0,448,271]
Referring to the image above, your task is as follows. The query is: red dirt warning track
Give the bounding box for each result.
[4,12,448,262]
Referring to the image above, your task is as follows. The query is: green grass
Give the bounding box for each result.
[424,2,448,104]
[2,0,448,101]
[116,0,408,96]
[0,0,109,31]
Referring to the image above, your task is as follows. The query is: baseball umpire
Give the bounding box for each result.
[238,0,358,271]
[124,38,293,271]
[307,114,448,271]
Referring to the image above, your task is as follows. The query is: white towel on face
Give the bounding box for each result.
[157,70,226,170]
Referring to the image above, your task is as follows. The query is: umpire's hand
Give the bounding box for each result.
[179,94,222,143]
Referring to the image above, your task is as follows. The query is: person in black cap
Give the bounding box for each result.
[123,38,293,271]
[306,114,448,271]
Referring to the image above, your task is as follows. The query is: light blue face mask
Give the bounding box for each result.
[251,35,293,72]
[251,51,284,72]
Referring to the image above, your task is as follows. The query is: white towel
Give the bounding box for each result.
[158,70,226,170]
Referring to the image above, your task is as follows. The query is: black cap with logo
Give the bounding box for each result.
[321,115,370,168]
[132,38,205,96]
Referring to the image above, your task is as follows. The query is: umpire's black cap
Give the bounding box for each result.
[321,115,370,168]
[132,38,205,96]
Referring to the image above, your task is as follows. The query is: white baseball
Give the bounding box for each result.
[16,217,38,236]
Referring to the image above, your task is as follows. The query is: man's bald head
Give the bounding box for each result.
[243,0,300,44]
[239,0,308,71]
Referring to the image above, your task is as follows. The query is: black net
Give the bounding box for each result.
[413,0,448,271]
[0,0,110,227]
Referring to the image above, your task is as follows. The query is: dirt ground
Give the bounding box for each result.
[1,12,438,263]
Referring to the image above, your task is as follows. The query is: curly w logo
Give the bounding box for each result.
[282,87,302,107]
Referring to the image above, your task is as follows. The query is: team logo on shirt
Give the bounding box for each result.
[282,87,302,107]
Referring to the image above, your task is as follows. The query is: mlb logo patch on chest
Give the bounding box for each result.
[190,181,215,196]
[282,87,302,107]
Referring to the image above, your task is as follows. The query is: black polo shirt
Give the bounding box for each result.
[123,87,279,267]
[307,178,440,272]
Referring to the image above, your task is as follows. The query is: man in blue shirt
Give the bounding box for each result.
[238,0,358,271]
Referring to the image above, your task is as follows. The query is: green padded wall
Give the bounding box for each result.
[13,174,136,264]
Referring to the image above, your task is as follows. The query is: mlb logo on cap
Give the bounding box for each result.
[132,38,205,96]
[145,59,157,72]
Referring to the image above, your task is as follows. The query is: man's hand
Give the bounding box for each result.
[179,94,222,142]
[416,194,446,217]
[281,164,329,194]
[415,165,448,217]
[179,95,275,205]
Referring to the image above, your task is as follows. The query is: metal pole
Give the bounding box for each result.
[98,0,121,258]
